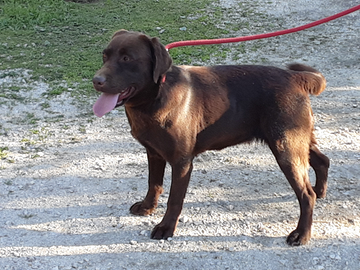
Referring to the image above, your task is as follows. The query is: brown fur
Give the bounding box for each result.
[93,30,330,246]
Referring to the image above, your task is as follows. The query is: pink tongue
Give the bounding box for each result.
[93,93,120,117]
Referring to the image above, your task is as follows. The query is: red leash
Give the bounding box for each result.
[165,4,360,50]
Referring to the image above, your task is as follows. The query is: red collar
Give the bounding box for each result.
[161,74,166,84]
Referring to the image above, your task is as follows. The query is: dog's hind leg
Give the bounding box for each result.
[268,134,316,246]
[309,134,330,198]
[130,148,166,216]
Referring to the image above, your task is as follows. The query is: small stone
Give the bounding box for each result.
[312,257,320,265]
[348,219,355,225]
[256,222,264,231]
[129,240,137,245]
[227,205,234,211]
[179,216,189,223]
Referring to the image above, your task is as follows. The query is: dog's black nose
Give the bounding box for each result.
[93,75,106,87]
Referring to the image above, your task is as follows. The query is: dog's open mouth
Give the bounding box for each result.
[93,87,135,117]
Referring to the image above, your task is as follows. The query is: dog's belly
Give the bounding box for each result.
[194,121,258,154]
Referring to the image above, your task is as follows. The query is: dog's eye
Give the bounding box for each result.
[121,55,130,62]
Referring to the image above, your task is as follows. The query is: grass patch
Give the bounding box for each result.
[40,102,51,109]
[0,92,26,101]
[0,146,9,159]
[4,180,12,185]
[26,127,53,143]
[47,86,68,97]
[8,86,22,92]
[22,112,41,125]
[0,70,19,78]
[0,0,259,98]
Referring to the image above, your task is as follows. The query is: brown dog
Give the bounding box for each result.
[92,30,329,246]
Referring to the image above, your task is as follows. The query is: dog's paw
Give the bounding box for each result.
[129,201,155,216]
[286,229,311,246]
[151,223,175,240]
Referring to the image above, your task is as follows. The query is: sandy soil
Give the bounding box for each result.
[0,0,359,269]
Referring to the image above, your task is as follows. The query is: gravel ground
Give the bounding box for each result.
[0,0,359,269]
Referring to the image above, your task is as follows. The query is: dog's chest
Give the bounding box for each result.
[126,109,171,147]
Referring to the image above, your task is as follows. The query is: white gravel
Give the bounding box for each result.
[0,0,359,269]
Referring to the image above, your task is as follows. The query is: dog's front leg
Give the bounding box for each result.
[151,159,193,239]
[130,148,166,216]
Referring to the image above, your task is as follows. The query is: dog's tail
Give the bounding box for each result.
[287,63,326,96]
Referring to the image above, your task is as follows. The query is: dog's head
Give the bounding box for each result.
[93,30,172,117]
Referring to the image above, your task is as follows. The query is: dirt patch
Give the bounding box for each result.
[0,0,359,269]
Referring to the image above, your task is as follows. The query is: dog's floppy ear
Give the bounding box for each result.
[150,37,172,84]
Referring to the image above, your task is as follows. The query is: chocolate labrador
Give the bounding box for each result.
[92,30,329,246]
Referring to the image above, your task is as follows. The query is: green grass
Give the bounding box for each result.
[0,0,257,97]
[0,146,9,159]
[46,86,68,96]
